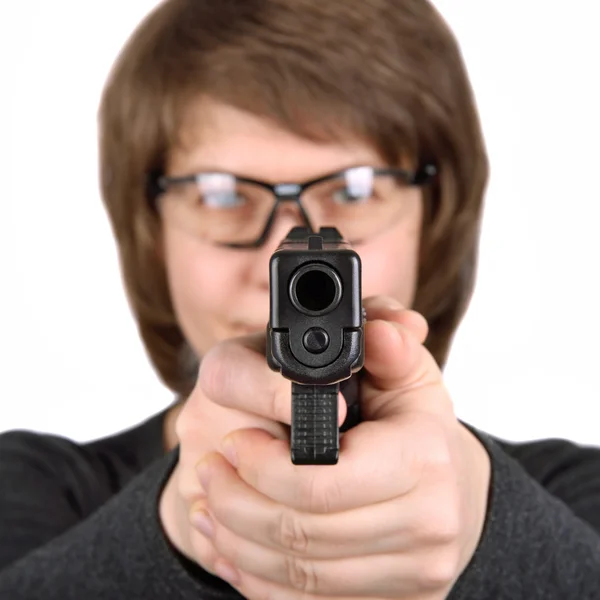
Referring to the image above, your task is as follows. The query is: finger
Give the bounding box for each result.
[220,423,453,512]
[196,453,452,598]
[168,482,222,579]
[361,318,444,411]
[201,438,452,559]
[363,296,429,344]
[230,550,447,600]
[198,336,347,426]
[360,317,452,423]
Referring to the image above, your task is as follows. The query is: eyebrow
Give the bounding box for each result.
[167,161,390,182]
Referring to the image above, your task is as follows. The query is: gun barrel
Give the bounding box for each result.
[289,263,342,316]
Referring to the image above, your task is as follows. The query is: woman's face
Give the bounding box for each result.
[161,99,423,359]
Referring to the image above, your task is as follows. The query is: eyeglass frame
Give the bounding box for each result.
[147,162,438,248]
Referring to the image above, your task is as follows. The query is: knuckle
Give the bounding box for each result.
[277,507,310,554]
[176,467,203,504]
[411,486,463,548]
[417,548,461,590]
[427,508,461,545]
[284,554,318,593]
[435,510,461,545]
[418,492,461,544]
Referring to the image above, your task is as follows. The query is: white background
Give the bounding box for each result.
[2,1,599,445]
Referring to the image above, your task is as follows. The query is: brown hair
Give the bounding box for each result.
[98,0,489,398]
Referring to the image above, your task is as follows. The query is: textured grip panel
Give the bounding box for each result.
[291,383,339,465]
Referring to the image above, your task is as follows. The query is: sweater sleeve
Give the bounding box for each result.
[3,423,600,600]
[0,428,241,600]
[449,427,600,600]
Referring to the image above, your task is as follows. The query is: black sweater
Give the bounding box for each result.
[0,409,599,599]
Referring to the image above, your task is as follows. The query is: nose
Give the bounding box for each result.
[268,198,312,245]
[248,200,311,289]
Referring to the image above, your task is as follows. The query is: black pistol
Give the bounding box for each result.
[266,226,365,465]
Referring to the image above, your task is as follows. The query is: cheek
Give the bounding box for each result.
[162,231,247,352]
[358,203,422,307]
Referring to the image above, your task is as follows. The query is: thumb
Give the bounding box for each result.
[360,318,446,420]
[362,296,429,345]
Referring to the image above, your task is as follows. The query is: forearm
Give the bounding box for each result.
[0,449,229,600]
[449,428,600,599]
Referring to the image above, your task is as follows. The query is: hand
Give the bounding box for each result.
[159,322,350,578]
[189,296,491,599]
[158,334,299,574]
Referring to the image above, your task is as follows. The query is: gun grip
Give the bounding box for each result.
[291,383,339,465]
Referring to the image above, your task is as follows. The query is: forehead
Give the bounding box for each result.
[167,97,385,182]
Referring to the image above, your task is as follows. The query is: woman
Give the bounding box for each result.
[1,0,599,599]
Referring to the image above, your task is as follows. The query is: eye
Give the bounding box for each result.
[196,173,246,209]
[332,166,376,204]
[201,189,245,208]
[331,186,371,204]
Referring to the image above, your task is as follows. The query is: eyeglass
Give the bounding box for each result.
[148,163,437,248]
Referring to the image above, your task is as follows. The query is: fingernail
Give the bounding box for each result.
[221,435,238,467]
[367,297,404,313]
[196,457,212,489]
[214,559,241,586]
[191,509,214,539]
[381,299,404,312]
